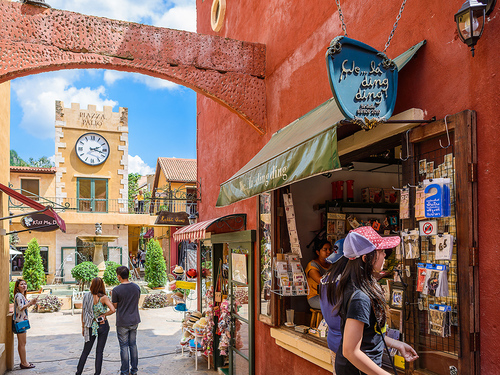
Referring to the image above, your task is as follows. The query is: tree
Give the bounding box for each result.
[22,238,46,291]
[71,262,99,291]
[10,150,54,168]
[103,261,120,286]
[144,239,167,288]
[28,156,54,168]
[128,173,140,212]
[10,150,28,166]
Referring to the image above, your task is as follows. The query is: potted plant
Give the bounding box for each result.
[71,262,99,291]
[103,261,120,286]
[142,292,169,309]
[34,295,63,313]
[22,238,46,292]
[144,239,167,289]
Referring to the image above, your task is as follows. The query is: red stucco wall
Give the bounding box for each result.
[197,0,500,374]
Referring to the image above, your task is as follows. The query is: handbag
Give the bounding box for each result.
[12,294,31,334]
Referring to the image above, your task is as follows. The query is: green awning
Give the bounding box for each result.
[216,41,426,207]
[216,98,343,207]
[393,40,426,71]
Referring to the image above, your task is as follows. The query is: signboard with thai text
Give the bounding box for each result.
[326,37,398,125]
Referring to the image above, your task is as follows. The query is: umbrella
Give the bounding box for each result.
[9,246,22,255]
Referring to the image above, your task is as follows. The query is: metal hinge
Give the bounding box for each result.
[468,163,477,182]
[470,332,480,352]
[469,247,478,266]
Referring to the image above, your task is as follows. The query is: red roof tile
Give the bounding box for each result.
[157,158,197,182]
[10,166,56,174]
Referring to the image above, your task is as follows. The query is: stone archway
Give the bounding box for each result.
[0,1,267,134]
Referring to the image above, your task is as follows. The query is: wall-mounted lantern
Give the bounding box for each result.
[455,0,496,56]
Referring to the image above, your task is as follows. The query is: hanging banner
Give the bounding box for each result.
[326,36,398,128]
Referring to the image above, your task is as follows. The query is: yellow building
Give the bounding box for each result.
[8,102,158,283]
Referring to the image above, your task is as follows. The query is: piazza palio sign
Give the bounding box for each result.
[80,111,106,128]
[326,37,398,128]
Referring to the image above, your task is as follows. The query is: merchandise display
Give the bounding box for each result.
[272,254,309,297]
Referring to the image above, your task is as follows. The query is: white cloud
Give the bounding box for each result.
[103,71,179,90]
[11,71,117,140]
[49,0,196,31]
[128,155,155,175]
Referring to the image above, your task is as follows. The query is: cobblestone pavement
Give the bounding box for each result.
[6,307,217,375]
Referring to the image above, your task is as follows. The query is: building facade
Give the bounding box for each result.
[8,102,157,283]
[194,1,499,374]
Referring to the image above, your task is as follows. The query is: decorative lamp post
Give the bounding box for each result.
[454,0,496,56]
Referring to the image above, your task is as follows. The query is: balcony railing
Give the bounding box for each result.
[8,195,197,215]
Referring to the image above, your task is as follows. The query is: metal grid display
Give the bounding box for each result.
[401,137,460,371]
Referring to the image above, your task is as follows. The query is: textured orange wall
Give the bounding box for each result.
[197,0,500,374]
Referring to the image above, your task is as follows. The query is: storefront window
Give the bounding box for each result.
[11,246,49,274]
[258,193,273,319]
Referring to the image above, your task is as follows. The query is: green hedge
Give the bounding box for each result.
[144,239,167,288]
[22,238,46,291]
[103,261,120,286]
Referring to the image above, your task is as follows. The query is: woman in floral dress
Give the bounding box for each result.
[13,279,38,369]
[76,277,115,375]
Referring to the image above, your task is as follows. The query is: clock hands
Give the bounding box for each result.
[89,147,106,155]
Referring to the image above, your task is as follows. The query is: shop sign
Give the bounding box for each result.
[21,213,59,232]
[155,211,189,226]
[326,37,398,126]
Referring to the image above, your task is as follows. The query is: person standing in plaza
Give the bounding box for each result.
[76,277,115,375]
[112,266,141,375]
[12,279,38,369]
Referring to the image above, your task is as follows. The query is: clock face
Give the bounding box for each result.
[75,133,110,166]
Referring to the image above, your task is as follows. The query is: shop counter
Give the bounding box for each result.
[270,327,333,372]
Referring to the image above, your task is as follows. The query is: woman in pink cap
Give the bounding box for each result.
[334,227,418,374]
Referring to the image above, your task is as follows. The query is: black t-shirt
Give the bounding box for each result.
[112,282,141,327]
[335,286,384,375]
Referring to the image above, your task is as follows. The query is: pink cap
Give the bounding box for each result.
[352,226,400,250]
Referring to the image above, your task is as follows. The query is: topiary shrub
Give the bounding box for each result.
[9,282,15,303]
[22,238,46,291]
[103,261,120,286]
[71,262,99,291]
[144,239,167,288]
[34,295,63,312]
[142,292,169,309]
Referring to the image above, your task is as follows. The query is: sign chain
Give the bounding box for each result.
[384,0,408,52]
[335,0,348,37]
[334,0,408,52]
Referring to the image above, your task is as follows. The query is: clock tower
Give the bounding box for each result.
[54,101,129,213]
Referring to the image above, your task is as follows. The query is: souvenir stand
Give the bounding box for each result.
[172,214,251,374]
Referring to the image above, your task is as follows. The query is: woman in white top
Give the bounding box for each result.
[12,279,38,369]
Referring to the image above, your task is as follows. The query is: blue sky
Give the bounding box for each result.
[9,0,197,175]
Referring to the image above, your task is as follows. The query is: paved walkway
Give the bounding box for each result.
[6,307,217,375]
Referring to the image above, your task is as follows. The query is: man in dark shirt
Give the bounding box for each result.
[112,266,141,375]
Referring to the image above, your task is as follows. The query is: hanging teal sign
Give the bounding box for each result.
[326,37,398,128]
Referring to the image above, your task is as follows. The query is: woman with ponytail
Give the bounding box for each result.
[334,227,418,375]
